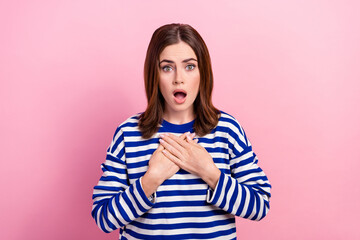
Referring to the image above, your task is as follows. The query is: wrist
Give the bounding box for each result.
[142,170,163,197]
[201,165,221,190]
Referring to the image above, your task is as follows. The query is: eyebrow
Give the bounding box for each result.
[159,58,197,65]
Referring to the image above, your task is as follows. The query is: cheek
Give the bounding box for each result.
[159,78,169,97]
[191,74,200,93]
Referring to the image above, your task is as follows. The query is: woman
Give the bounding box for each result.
[92,23,271,239]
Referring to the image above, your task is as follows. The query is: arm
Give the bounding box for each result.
[206,121,271,221]
[91,128,154,233]
[159,122,271,221]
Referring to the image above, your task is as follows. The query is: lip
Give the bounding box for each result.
[173,89,187,104]
[173,89,187,95]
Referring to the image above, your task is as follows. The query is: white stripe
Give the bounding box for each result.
[111,197,130,226]
[240,186,250,217]
[137,214,233,225]
[215,175,228,206]
[223,177,236,212]
[156,195,206,202]
[230,183,241,215]
[125,221,236,236]
[248,191,257,220]
[107,208,120,229]
[255,195,264,221]
[136,178,152,208]
[147,206,219,214]
[238,172,266,183]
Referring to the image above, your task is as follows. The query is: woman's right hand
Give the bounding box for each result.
[141,132,193,197]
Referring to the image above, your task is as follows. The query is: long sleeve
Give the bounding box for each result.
[206,118,271,221]
[91,127,155,233]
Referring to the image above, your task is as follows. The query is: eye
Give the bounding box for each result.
[186,64,196,71]
[162,65,173,72]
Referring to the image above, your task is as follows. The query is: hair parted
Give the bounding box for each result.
[139,23,220,139]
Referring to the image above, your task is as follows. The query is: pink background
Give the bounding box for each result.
[1,0,359,239]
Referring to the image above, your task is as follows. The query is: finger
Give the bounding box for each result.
[166,133,191,149]
[158,132,186,151]
[159,138,183,159]
[161,133,186,153]
[186,133,198,144]
[157,143,165,151]
[179,132,189,141]
[162,149,183,167]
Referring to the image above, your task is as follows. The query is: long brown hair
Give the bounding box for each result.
[139,23,220,139]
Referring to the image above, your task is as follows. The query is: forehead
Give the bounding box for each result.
[159,41,197,61]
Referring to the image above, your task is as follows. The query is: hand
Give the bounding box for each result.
[159,133,221,189]
[142,132,195,197]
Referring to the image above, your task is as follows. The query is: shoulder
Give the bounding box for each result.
[112,113,142,139]
[217,110,246,137]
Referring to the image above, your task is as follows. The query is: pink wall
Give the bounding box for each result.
[1,1,359,239]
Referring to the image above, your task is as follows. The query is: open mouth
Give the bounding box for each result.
[173,89,187,104]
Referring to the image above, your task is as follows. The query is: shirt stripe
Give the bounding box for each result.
[91,111,271,239]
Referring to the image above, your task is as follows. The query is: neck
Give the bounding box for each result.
[163,108,195,125]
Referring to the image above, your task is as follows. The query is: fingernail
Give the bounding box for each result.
[159,139,164,143]
[191,133,196,137]
[160,134,164,138]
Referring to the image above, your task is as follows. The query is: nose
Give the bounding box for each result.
[174,69,184,84]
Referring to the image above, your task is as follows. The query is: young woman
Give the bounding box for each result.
[92,23,271,239]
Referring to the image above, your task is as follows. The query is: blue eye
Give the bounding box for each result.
[186,64,195,70]
[162,66,172,72]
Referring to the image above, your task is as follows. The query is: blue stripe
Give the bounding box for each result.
[131,218,234,230]
[142,209,226,219]
[156,189,207,197]
[227,178,239,214]
[114,192,131,224]
[163,178,205,185]
[219,176,232,209]
[243,185,255,219]
[92,111,271,237]
[127,160,148,168]
[251,191,261,220]
[234,167,263,179]
[93,186,122,192]
[126,149,155,158]
[122,188,139,218]
[129,181,148,213]
[210,172,225,204]
[105,154,126,165]
[102,165,127,174]
[236,184,246,216]
[107,196,123,227]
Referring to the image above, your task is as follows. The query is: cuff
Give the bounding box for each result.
[138,177,157,205]
[206,171,225,206]
[122,177,155,217]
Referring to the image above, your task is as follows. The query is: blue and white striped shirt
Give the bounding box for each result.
[92,111,271,239]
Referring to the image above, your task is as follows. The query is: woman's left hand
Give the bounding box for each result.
[159,132,221,190]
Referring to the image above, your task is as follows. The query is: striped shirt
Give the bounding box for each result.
[92,111,271,239]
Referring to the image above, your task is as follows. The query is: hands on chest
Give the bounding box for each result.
[142,132,221,197]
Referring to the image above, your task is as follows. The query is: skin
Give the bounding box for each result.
[158,41,200,124]
[141,41,221,197]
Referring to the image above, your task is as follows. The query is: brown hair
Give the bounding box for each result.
[139,23,220,139]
